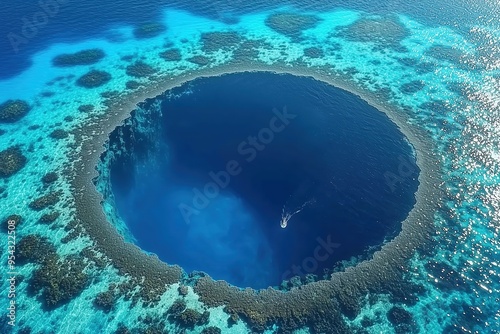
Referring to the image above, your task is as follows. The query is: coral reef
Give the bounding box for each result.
[41,91,55,97]
[78,104,95,113]
[52,49,105,67]
[133,23,166,39]
[194,278,351,333]
[172,309,209,329]
[397,57,418,67]
[336,290,361,319]
[387,306,413,331]
[400,80,425,94]
[425,261,467,292]
[29,192,61,211]
[178,285,189,296]
[115,324,130,334]
[30,254,89,309]
[138,278,170,304]
[167,298,186,315]
[420,100,450,114]
[16,235,57,264]
[303,46,324,58]
[2,214,22,232]
[126,80,141,90]
[187,55,211,66]
[101,91,120,99]
[81,247,109,269]
[126,61,156,78]
[94,288,117,312]
[39,212,60,223]
[0,99,31,123]
[224,306,240,327]
[159,48,182,62]
[121,55,135,62]
[61,220,85,244]
[17,327,32,334]
[19,238,90,310]
[231,40,262,62]
[50,129,69,139]
[265,13,321,38]
[200,31,241,52]
[427,45,465,63]
[0,146,27,178]
[42,172,58,184]
[336,16,409,51]
[76,70,112,88]
[201,327,221,334]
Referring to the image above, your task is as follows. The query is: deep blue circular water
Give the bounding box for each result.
[110,72,419,289]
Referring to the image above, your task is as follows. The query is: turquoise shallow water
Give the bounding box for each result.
[0,1,499,333]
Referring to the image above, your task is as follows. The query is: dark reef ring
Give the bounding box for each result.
[73,66,442,332]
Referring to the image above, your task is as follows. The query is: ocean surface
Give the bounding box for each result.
[0,0,499,333]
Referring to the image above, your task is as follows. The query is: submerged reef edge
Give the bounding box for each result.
[72,63,443,332]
